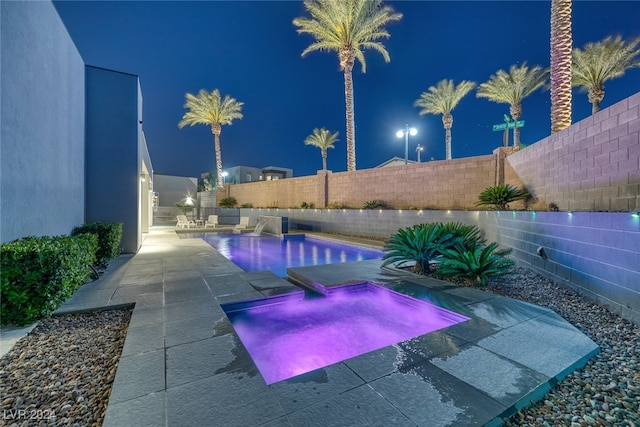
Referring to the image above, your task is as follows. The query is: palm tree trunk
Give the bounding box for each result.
[510,104,522,147]
[343,65,356,172]
[322,151,327,172]
[589,85,604,114]
[212,127,224,188]
[550,0,573,133]
[443,113,453,160]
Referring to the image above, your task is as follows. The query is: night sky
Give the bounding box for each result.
[52,1,640,179]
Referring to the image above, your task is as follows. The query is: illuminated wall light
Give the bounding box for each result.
[360,209,363,213]
[568,211,573,216]
[631,212,639,219]
[398,210,402,213]
[379,209,382,213]
[447,210,451,214]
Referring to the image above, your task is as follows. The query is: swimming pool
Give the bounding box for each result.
[185,233,383,277]
[222,282,469,384]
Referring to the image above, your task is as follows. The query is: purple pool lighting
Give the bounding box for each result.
[222,282,469,384]
[193,233,383,277]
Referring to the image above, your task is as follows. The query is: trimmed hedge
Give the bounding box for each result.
[0,233,98,326]
[72,222,122,265]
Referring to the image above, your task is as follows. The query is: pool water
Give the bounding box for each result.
[190,233,383,277]
[222,282,469,384]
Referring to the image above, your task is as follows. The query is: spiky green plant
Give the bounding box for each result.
[476,185,530,210]
[382,223,459,273]
[219,197,237,208]
[440,222,485,250]
[438,242,514,286]
[363,200,387,209]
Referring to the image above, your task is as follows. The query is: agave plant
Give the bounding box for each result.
[382,223,459,273]
[475,184,530,210]
[438,242,514,286]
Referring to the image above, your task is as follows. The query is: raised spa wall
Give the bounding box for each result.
[241,208,640,325]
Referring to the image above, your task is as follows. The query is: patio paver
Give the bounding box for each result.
[44,226,599,426]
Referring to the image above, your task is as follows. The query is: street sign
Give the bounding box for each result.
[492,120,525,131]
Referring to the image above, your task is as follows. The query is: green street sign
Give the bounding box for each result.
[492,120,524,131]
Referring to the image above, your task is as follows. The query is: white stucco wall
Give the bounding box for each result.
[1,1,85,243]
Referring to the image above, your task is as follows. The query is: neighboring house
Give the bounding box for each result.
[375,157,417,168]
[153,174,198,207]
[1,1,153,253]
[222,165,293,184]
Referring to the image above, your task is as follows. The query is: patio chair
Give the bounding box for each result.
[204,215,218,228]
[233,216,250,231]
[176,215,193,229]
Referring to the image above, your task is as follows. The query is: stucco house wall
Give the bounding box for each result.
[85,66,147,253]
[0,0,85,243]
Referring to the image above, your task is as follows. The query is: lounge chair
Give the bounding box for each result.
[176,215,193,229]
[204,215,218,228]
[233,216,250,232]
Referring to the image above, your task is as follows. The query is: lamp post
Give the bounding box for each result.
[396,124,417,165]
[416,144,424,163]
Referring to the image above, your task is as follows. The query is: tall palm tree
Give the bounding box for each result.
[476,63,549,147]
[550,0,573,133]
[293,0,402,172]
[304,128,339,172]
[572,35,640,114]
[178,89,243,188]
[414,79,476,160]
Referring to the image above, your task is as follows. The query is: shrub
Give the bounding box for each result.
[327,202,346,209]
[475,184,530,210]
[1,234,98,325]
[300,202,315,209]
[438,242,514,286]
[382,223,460,273]
[219,197,237,207]
[363,200,387,209]
[72,222,122,265]
[240,203,252,208]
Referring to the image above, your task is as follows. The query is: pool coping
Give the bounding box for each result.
[41,227,598,426]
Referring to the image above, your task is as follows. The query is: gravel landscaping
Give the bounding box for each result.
[0,309,131,427]
[0,266,637,426]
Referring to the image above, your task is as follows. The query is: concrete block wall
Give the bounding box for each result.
[327,155,496,209]
[219,175,318,208]
[221,156,498,210]
[239,208,640,324]
[507,92,640,212]
[491,211,640,324]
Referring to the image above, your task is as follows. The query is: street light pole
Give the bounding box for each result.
[416,144,424,163]
[396,124,417,165]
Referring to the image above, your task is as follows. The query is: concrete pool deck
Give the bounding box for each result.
[24,227,598,426]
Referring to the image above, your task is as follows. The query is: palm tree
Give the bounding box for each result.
[550,0,573,133]
[414,79,476,160]
[476,63,548,147]
[178,89,243,188]
[304,128,339,172]
[293,0,402,172]
[572,35,640,114]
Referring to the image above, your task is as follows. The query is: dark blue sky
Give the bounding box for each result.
[53,1,640,178]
